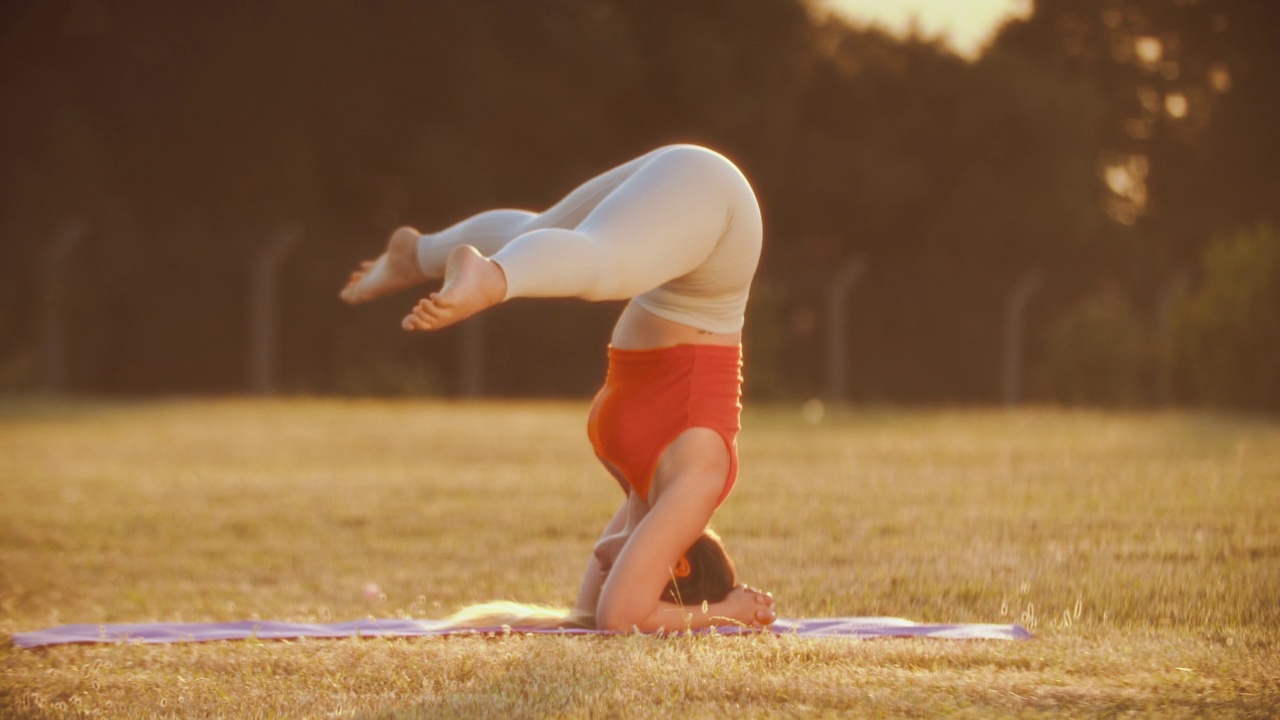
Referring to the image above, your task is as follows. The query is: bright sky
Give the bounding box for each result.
[820,0,1033,59]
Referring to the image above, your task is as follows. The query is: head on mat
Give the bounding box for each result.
[443,529,738,631]
[662,529,737,606]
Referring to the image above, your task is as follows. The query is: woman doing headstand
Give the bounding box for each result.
[340,144,775,632]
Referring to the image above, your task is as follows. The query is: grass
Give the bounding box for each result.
[1,398,1277,718]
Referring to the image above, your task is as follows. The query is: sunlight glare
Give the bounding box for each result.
[1134,36,1163,68]
[819,0,1032,60]
[1209,63,1232,93]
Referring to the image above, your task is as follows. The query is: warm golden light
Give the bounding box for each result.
[1105,165,1135,198]
[1103,155,1150,225]
[1134,36,1163,68]
[819,0,1031,60]
[1165,92,1189,119]
[1210,62,1232,93]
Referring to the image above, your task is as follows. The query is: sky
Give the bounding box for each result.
[820,0,1033,59]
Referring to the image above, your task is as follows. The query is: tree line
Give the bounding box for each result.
[1,0,1276,410]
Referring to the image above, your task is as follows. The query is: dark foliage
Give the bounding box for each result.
[1,0,1275,407]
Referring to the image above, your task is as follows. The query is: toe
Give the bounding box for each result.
[403,307,435,331]
[419,300,445,322]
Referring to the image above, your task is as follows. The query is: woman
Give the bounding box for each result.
[341,145,776,632]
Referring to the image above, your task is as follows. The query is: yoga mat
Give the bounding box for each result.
[12,617,1031,649]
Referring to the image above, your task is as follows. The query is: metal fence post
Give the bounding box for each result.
[248,223,302,395]
[41,218,88,395]
[825,255,867,403]
[1002,269,1043,406]
[1154,273,1189,405]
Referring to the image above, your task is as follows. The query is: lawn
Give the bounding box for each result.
[1,399,1277,718]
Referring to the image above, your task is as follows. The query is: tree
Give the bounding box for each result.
[1176,223,1280,411]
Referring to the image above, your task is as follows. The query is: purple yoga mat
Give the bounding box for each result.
[11,617,1031,648]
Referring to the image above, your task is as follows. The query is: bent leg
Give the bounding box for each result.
[415,148,668,277]
[492,145,740,302]
[404,146,748,330]
[344,149,666,304]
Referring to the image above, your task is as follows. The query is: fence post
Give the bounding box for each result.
[1002,269,1043,406]
[248,223,302,395]
[1154,273,1189,405]
[41,219,88,395]
[825,255,867,403]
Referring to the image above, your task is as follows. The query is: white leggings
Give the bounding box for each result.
[415,145,763,334]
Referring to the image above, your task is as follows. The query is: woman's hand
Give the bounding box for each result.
[718,583,776,629]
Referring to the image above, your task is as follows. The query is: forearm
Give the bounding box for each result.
[632,598,753,634]
[578,499,632,619]
[574,556,606,617]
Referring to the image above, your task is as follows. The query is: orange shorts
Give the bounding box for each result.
[587,344,742,507]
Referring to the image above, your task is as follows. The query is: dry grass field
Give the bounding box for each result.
[1,398,1277,718]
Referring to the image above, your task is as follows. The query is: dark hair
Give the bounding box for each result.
[661,528,736,606]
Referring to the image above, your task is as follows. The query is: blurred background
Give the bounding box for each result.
[1,0,1276,410]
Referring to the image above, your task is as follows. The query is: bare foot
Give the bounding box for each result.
[716,584,776,629]
[401,245,507,332]
[339,227,429,304]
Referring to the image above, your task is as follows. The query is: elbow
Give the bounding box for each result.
[595,607,633,633]
[595,583,664,632]
[596,601,650,633]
